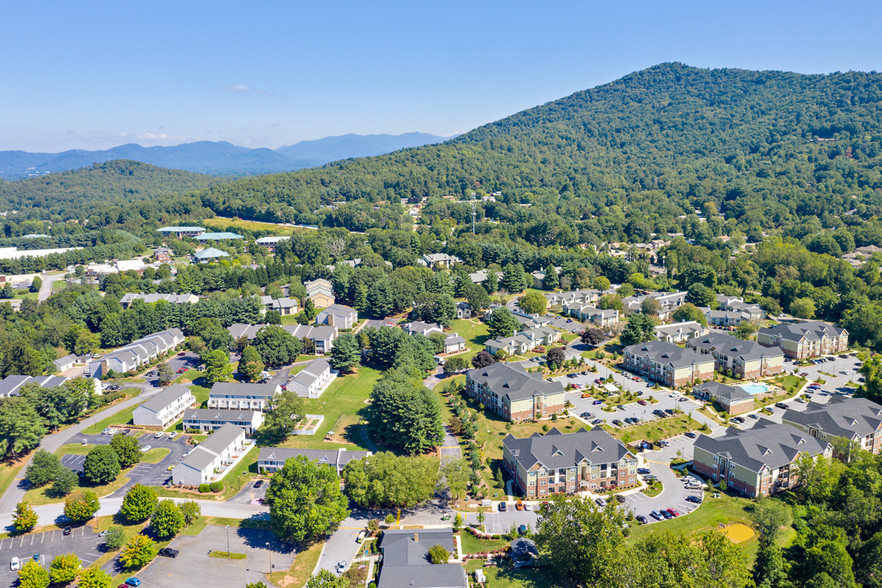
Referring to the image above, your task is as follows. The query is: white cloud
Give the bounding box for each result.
[137,132,168,140]
[220,84,269,96]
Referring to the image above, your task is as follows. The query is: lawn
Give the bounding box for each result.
[627,492,780,561]
[610,413,706,445]
[152,446,259,500]
[0,453,32,499]
[267,540,323,588]
[82,388,142,435]
[24,471,132,505]
[449,318,490,362]
[464,560,573,588]
[203,216,299,234]
[459,533,510,554]
[141,447,170,464]
[275,366,383,452]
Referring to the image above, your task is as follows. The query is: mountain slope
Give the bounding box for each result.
[189,63,882,231]
[0,160,221,216]
[0,133,448,179]
[275,132,447,163]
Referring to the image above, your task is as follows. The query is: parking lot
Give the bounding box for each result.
[0,526,103,587]
[136,525,294,587]
[74,431,191,495]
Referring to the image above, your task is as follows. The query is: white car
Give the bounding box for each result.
[168,431,178,440]
[153,431,165,439]
[10,557,20,571]
[107,428,118,435]
[141,445,152,452]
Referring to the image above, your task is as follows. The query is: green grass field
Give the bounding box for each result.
[449,318,490,362]
[82,389,142,434]
[276,366,383,451]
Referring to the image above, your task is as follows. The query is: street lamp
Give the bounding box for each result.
[266,542,272,572]
[226,525,230,557]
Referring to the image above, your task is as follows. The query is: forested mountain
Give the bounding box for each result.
[0,160,221,217]
[178,63,882,238]
[0,133,448,179]
[275,132,447,164]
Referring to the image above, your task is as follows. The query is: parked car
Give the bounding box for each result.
[518,525,528,536]
[775,402,788,409]
[595,498,606,507]
[637,400,647,406]
[591,419,603,425]
[593,400,603,405]
[637,467,651,475]
[10,557,20,571]
[686,496,703,504]
[668,509,680,517]
[153,431,164,439]
[524,503,532,511]
[253,480,263,488]
[158,548,179,558]
[749,413,759,419]
[730,417,744,424]
[140,445,152,452]
[580,412,592,419]
[616,404,625,410]
[650,510,662,521]
[660,510,672,520]
[636,515,647,524]
[612,419,623,427]
[63,526,71,536]
[168,431,178,439]
[684,432,697,439]
[498,501,507,512]
[516,501,524,511]
[125,579,141,587]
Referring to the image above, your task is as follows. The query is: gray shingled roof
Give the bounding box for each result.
[694,420,829,473]
[258,447,369,470]
[694,381,752,402]
[467,362,564,402]
[183,409,259,423]
[783,396,882,440]
[378,529,466,588]
[688,332,783,361]
[624,340,712,369]
[209,382,278,399]
[140,384,193,413]
[504,427,632,470]
[759,320,846,342]
[290,358,331,388]
[197,423,245,455]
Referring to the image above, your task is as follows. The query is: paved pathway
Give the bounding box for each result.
[37,272,67,302]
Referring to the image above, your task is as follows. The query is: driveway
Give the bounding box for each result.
[438,425,462,466]
[0,526,103,588]
[133,525,294,585]
[622,442,703,524]
[228,479,268,506]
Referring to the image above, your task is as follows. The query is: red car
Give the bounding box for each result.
[667,508,680,517]
[637,400,647,406]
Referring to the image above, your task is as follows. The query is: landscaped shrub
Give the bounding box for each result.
[209,481,223,492]
[198,484,210,493]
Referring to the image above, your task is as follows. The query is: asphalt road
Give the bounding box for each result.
[0,526,103,588]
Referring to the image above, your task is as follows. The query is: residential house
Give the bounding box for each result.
[782,396,882,455]
[623,291,687,320]
[419,253,462,269]
[255,236,291,252]
[692,420,831,498]
[133,384,195,428]
[377,529,467,588]
[316,304,357,329]
[466,362,566,422]
[455,301,473,319]
[706,309,751,328]
[692,381,754,415]
[403,321,443,338]
[227,323,337,354]
[119,293,199,308]
[0,374,76,398]
[207,382,281,411]
[468,269,501,285]
[259,296,299,316]
[758,321,849,359]
[623,341,714,388]
[304,279,335,308]
[193,247,230,263]
[182,409,264,435]
[172,423,248,486]
[655,321,708,344]
[87,328,185,378]
[53,354,78,372]
[288,358,335,398]
[443,333,467,354]
[485,334,532,357]
[686,332,784,379]
[257,447,370,474]
[157,226,205,238]
[546,289,601,308]
[503,427,638,497]
[563,302,619,328]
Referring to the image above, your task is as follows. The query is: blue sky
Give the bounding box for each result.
[1,0,880,151]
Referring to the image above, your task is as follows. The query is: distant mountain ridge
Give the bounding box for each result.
[0,133,449,179]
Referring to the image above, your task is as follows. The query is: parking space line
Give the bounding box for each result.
[30,534,34,545]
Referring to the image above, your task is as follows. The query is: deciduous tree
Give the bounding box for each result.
[83,445,120,485]
[49,553,81,584]
[17,559,50,588]
[149,499,185,539]
[265,455,350,544]
[118,534,157,569]
[77,567,113,588]
[110,433,142,469]
[238,345,266,382]
[119,484,158,523]
[329,333,360,373]
[13,501,37,533]
[519,291,547,315]
[63,491,100,522]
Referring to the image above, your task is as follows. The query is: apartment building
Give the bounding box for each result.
[172,424,248,486]
[623,341,714,387]
[757,321,848,360]
[207,382,281,411]
[686,332,784,379]
[133,384,196,428]
[465,362,565,422]
[503,427,638,497]
[782,396,882,455]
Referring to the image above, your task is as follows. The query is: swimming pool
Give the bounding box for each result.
[740,383,772,396]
